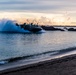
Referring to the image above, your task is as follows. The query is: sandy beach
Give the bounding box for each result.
[0,54,76,75]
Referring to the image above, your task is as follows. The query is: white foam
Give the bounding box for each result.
[0,19,30,33]
[0,61,8,65]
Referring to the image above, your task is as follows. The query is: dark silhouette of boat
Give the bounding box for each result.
[16,23,43,33]
[41,26,64,31]
[67,28,76,31]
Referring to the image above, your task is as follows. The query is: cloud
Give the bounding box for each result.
[0,0,76,14]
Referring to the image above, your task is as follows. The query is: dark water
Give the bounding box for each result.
[0,31,76,64]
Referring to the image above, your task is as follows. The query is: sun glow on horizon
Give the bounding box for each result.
[0,12,75,26]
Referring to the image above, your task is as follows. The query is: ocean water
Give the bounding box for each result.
[0,19,76,69]
[0,31,76,64]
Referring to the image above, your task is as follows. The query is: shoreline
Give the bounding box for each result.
[1,54,76,75]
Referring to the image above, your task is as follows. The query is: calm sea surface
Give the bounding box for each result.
[0,31,76,62]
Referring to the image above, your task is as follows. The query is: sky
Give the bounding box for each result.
[0,0,76,25]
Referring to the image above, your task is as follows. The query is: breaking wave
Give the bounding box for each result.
[0,19,30,33]
[0,46,76,65]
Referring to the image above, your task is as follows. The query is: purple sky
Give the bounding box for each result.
[0,0,75,13]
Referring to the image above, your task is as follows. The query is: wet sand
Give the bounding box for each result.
[1,54,76,75]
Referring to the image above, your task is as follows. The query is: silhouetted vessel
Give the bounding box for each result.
[16,23,43,33]
[41,26,64,31]
[67,28,76,31]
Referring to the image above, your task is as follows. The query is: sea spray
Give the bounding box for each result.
[0,61,8,65]
[0,19,30,33]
